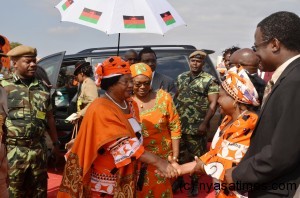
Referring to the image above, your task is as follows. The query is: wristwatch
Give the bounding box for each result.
[53,140,61,147]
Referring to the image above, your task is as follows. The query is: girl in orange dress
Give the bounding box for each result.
[170,66,260,198]
[130,63,181,198]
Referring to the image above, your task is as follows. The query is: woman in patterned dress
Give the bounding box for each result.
[130,63,181,198]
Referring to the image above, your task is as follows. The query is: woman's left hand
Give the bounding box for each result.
[65,139,75,150]
[155,156,182,178]
[154,157,180,178]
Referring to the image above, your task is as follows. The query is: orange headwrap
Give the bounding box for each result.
[130,63,152,80]
[222,66,259,106]
[95,56,131,86]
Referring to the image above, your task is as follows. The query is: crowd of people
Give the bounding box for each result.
[0,11,299,198]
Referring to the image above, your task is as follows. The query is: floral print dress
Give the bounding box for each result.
[136,89,181,198]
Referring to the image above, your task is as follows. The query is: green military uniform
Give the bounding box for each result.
[1,73,51,198]
[176,70,219,184]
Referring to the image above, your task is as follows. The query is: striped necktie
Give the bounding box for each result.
[261,80,274,107]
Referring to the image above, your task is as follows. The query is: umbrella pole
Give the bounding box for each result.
[117,33,120,56]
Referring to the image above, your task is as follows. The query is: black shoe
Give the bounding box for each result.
[172,177,184,193]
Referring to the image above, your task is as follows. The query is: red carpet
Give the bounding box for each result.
[47,152,65,198]
[47,165,215,197]
[47,142,215,197]
[173,175,215,198]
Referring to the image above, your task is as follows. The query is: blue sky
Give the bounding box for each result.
[1,0,300,63]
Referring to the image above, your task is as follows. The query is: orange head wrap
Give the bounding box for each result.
[222,66,260,106]
[130,63,152,80]
[95,56,131,86]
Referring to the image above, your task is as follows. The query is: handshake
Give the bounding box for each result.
[155,156,205,178]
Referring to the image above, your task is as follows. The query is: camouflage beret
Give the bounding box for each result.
[189,50,207,59]
[7,45,37,57]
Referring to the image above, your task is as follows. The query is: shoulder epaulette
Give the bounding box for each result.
[35,78,51,89]
[0,73,13,81]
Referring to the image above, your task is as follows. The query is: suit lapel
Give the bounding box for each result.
[151,72,162,90]
[258,57,300,123]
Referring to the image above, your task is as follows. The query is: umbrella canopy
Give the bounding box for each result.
[56,0,186,35]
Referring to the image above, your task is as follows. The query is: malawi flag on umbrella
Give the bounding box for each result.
[61,0,73,11]
[123,16,146,29]
[160,11,176,26]
[79,8,102,24]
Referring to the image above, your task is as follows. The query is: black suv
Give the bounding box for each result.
[38,45,221,148]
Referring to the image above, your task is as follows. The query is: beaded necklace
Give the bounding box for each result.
[105,92,127,110]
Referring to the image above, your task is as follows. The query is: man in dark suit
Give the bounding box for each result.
[225,11,300,197]
[138,47,176,95]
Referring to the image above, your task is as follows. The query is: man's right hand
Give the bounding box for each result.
[198,123,208,135]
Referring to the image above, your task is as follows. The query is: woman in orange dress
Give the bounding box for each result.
[130,63,181,198]
[57,57,179,198]
[171,66,260,198]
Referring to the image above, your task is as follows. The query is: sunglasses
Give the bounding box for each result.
[133,81,151,87]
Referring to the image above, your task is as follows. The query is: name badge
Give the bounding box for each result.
[36,110,46,119]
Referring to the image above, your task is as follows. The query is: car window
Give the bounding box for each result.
[37,51,65,87]
[202,58,221,82]
[156,55,219,82]
[57,65,76,88]
[90,57,108,67]
[156,55,190,80]
[90,55,219,82]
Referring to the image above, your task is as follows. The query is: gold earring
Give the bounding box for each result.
[233,101,237,108]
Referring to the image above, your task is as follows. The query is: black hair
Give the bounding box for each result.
[100,75,122,91]
[222,46,240,59]
[242,103,257,113]
[138,47,157,61]
[80,65,93,77]
[258,11,300,52]
[74,61,93,77]
[0,36,5,46]
[125,49,138,55]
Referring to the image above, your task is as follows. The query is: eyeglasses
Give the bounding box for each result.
[133,81,151,87]
[118,79,134,86]
[251,38,273,52]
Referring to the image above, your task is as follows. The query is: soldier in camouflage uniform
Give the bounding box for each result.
[173,50,219,197]
[2,45,60,198]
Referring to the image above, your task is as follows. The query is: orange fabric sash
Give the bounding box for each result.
[58,98,139,198]
[200,112,258,181]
